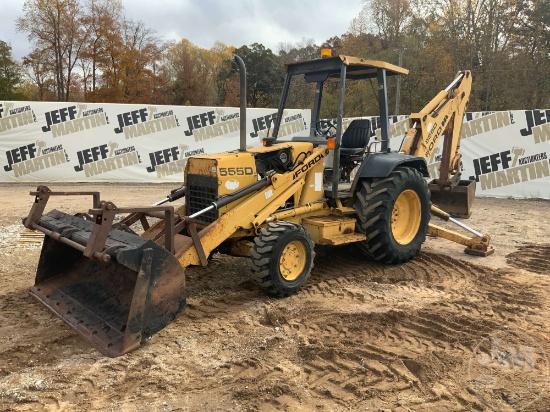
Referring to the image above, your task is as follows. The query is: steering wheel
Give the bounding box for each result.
[315,119,337,138]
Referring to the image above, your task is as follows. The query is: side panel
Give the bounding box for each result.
[215,153,257,197]
[185,152,257,224]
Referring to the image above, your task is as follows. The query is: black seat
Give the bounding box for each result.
[340,119,371,157]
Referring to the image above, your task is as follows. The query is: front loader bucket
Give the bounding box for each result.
[428,179,476,218]
[30,210,186,357]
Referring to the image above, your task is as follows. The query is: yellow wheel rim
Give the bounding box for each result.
[391,189,422,245]
[279,240,307,281]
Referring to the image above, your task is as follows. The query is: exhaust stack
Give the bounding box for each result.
[234,55,247,152]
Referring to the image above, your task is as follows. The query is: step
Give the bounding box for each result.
[318,233,366,246]
[302,215,365,245]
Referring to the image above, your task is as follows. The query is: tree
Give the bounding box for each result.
[79,0,123,94]
[509,0,550,108]
[278,37,319,62]
[22,48,56,100]
[165,39,232,106]
[358,0,411,49]
[342,0,550,112]
[17,0,89,101]
[219,43,283,108]
[0,40,26,100]
[16,0,166,103]
[85,18,167,103]
[277,38,319,110]
[211,41,235,106]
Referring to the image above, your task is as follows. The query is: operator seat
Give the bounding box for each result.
[340,119,371,158]
[336,119,372,184]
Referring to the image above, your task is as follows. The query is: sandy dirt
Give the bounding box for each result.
[0,183,549,411]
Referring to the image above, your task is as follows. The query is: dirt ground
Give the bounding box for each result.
[0,183,549,412]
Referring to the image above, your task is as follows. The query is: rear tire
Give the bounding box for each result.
[250,222,315,297]
[355,167,430,264]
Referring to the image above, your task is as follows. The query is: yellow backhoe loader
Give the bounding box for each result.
[23,54,492,357]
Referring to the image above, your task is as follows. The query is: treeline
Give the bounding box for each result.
[0,0,548,114]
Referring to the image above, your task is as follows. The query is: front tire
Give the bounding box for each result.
[250,222,315,297]
[355,167,430,264]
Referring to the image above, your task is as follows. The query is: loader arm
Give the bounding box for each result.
[177,146,329,267]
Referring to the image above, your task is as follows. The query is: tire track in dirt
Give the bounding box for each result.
[252,249,546,410]
[1,246,548,411]
[151,248,547,410]
[507,244,550,275]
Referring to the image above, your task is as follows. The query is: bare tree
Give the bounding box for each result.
[17,0,89,101]
[80,0,123,94]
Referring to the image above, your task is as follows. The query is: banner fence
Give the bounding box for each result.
[1,101,548,199]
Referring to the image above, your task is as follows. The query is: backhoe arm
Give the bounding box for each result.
[400,71,472,187]
[399,71,493,255]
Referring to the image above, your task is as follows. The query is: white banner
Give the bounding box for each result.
[1,101,549,199]
[0,101,309,183]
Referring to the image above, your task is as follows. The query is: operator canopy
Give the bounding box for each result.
[284,55,409,82]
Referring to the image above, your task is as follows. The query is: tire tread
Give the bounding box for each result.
[250,222,315,297]
[354,167,430,264]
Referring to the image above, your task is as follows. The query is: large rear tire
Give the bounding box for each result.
[250,222,315,297]
[355,167,430,264]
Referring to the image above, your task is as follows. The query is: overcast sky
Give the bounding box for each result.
[0,0,363,61]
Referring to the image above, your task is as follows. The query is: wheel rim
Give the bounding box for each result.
[279,240,307,281]
[391,189,422,245]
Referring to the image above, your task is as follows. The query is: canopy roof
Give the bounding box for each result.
[284,55,409,81]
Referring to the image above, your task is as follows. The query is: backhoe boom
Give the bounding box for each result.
[400,71,472,187]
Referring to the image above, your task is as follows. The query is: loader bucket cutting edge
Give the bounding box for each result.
[428,179,476,218]
[30,210,186,357]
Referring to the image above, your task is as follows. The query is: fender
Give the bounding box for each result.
[355,152,429,181]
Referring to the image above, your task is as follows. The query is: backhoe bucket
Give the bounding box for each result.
[29,210,186,357]
[428,179,476,218]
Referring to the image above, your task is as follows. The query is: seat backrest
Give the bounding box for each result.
[341,119,371,149]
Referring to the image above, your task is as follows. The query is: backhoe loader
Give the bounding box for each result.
[23,54,492,357]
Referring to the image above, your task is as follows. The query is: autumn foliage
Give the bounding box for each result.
[5,0,549,113]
